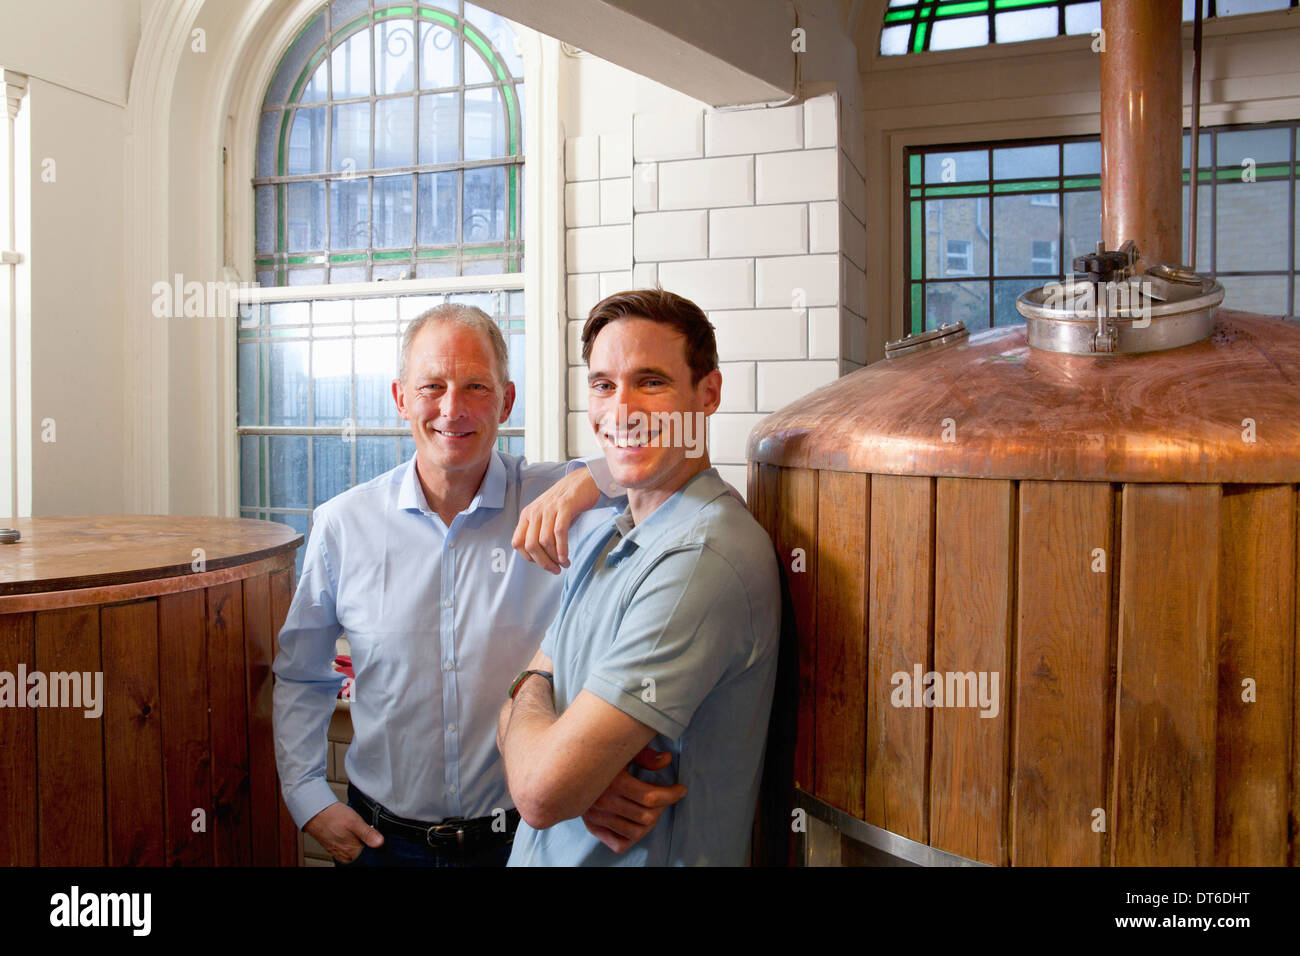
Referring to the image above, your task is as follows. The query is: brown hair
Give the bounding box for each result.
[581,288,718,384]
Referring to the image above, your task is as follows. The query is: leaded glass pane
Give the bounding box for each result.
[255,186,276,254]
[331,101,370,171]
[372,174,414,249]
[420,21,460,89]
[286,181,326,252]
[287,106,328,175]
[268,435,310,509]
[995,8,1057,43]
[464,86,506,161]
[930,15,988,52]
[924,149,988,184]
[374,17,417,95]
[1217,180,1289,272]
[1064,2,1100,35]
[417,168,457,244]
[331,29,371,99]
[355,336,399,426]
[462,2,525,79]
[926,281,989,331]
[330,178,369,250]
[419,92,460,164]
[313,338,351,426]
[374,96,415,168]
[464,165,506,241]
[993,194,1059,275]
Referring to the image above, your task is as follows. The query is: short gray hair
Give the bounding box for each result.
[399,303,510,385]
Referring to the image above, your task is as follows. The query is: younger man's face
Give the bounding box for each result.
[586,316,721,496]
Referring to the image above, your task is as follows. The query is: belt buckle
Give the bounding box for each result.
[426,818,467,849]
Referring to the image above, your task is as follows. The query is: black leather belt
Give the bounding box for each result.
[348,783,520,850]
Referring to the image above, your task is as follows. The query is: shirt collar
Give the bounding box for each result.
[397,450,507,516]
[607,468,731,564]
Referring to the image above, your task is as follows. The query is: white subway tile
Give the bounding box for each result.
[600,270,633,299]
[633,163,658,212]
[567,319,585,362]
[658,156,754,210]
[711,309,807,361]
[841,158,867,225]
[756,360,840,411]
[808,307,839,359]
[634,210,708,262]
[708,413,766,463]
[709,204,807,258]
[718,361,756,412]
[567,224,631,274]
[567,273,599,319]
[566,181,600,228]
[705,104,802,157]
[566,134,600,182]
[808,201,839,254]
[633,110,704,162]
[632,262,658,287]
[756,254,839,308]
[568,365,588,410]
[755,149,837,204]
[567,411,600,458]
[658,258,754,310]
[600,131,632,178]
[803,94,837,149]
[600,178,632,225]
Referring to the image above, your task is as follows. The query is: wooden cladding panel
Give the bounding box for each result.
[34,605,104,865]
[207,580,252,866]
[102,600,165,865]
[158,589,213,866]
[1214,485,1295,865]
[1011,481,1114,866]
[243,575,279,866]
[813,470,868,818]
[930,478,1014,865]
[0,613,36,865]
[776,468,819,794]
[1114,484,1220,866]
[865,475,933,844]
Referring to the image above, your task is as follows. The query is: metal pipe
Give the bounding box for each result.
[1099,0,1183,272]
[1188,0,1204,270]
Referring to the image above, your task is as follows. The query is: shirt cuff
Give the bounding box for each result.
[567,455,626,499]
[283,775,343,831]
[584,671,685,741]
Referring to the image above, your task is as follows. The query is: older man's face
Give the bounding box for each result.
[393,322,515,481]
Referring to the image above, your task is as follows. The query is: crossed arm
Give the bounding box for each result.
[497,649,682,836]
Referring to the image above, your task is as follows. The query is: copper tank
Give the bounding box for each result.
[745,0,1300,866]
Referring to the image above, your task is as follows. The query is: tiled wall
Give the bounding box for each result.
[563,93,863,494]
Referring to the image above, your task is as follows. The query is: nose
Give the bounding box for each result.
[440,385,467,421]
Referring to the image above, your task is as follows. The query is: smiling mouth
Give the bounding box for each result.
[432,427,474,438]
[602,429,659,449]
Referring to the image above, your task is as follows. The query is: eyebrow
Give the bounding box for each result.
[588,366,676,383]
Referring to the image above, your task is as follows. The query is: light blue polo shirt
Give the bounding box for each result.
[507,468,780,866]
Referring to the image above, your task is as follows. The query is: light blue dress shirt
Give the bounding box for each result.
[507,468,781,866]
[273,451,616,829]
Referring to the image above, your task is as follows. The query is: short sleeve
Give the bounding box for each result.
[582,546,746,740]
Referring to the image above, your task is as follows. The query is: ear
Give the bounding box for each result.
[696,368,722,416]
[499,380,517,424]
[392,378,410,421]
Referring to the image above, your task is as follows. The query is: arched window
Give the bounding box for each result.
[254,0,524,283]
[239,1,529,559]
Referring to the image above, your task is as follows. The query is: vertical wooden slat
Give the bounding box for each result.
[35,605,104,865]
[865,474,933,844]
[776,468,818,795]
[207,580,252,866]
[244,574,279,866]
[1113,483,1219,866]
[1214,485,1294,865]
[1011,481,1113,865]
[1293,485,1300,868]
[930,477,1014,865]
[0,613,37,865]
[102,599,165,865]
[813,469,867,818]
[159,589,213,866]
[268,564,301,867]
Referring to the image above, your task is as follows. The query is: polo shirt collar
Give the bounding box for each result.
[397,450,507,516]
[607,468,730,563]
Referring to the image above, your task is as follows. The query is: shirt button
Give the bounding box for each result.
[443,598,452,608]
[448,785,457,795]
[447,723,456,733]
[443,661,453,671]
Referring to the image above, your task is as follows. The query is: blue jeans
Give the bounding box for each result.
[335,784,515,868]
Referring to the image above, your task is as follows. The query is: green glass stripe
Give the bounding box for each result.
[255,256,275,266]
[276,110,290,178]
[924,183,987,196]
[286,254,326,265]
[463,22,510,82]
[995,0,1056,8]
[909,201,923,280]
[885,9,915,21]
[418,7,458,29]
[375,6,415,18]
[238,328,257,339]
[910,187,922,197]
[277,183,286,252]
[910,284,923,335]
[466,244,506,256]
[503,83,520,155]
[909,153,921,184]
[1063,176,1101,189]
[416,247,457,258]
[508,165,518,241]
[287,44,328,106]
[913,21,929,52]
[936,1,989,17]
[993,179,1059,193]
[374,250,412,260]
[329,252,367,263]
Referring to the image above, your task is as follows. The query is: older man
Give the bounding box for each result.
[273,303,682,867]
[498,289,780,866]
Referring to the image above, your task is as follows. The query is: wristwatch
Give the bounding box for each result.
[509,669,554,700]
